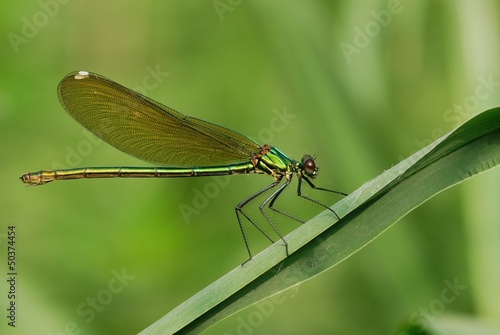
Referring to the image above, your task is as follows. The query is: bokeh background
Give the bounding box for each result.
[1,1,500,334]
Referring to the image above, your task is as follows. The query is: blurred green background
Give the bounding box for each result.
[1,1,500,334]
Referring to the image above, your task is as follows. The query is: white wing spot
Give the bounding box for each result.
[75,71,90,80]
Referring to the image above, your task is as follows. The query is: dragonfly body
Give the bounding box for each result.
[21,71,346,261]
[21,145,295,184]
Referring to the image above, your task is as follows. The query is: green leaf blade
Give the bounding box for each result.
[139,107,500,335]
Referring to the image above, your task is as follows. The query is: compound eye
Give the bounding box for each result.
[301,155,317,177]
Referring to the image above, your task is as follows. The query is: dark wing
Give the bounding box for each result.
[57,71,261,167]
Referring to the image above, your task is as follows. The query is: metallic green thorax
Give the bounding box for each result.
[256,146,295,179]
